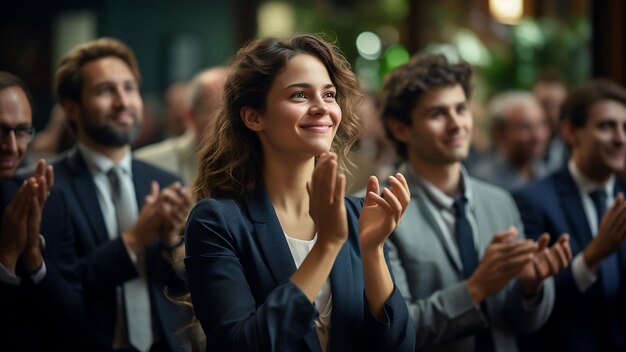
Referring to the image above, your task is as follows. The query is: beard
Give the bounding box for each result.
[81,108,141,147]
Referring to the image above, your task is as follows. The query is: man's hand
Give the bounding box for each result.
[518,233,572,296]
[122,181,193,253]
[156,182,192,247]
[466,227,537,304]
[0,180,35,273]
[22,160,54,272]
[584,193,626,271]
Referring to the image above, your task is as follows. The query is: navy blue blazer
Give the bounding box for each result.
[512,166,626,352]
[0,179,83,351]
[184,185,415,352]
[52,148,191,351]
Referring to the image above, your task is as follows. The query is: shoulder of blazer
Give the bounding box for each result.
[50,148,87,178]
[467,175,515,203]
[192,196,249,229]
[514,168,564,204]
[132,158,181,184]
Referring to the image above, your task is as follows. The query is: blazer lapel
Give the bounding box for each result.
[401,164,463,273]
[244,185,297,285]
[67,149,109,245]
[555,168,593,247]
[244,185,320,351]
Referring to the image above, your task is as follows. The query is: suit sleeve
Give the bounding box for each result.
[184,199,317,352]
[30,189,86,349]
[345,197,415,351]
[512,187,586,316]
[35,190,84,319]
[386,237,488,349]
[502,191,555,334]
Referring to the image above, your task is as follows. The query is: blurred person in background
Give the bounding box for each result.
[0,70,83,351]
[345,92,398,195]
[163,80,190,137]
[24,103,76,165]
[471,91,550,191]
[135,67,228,186]
[533,71,568,173]
[513,79,626,352]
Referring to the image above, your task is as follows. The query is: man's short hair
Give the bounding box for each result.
[379,53,472,158]
[560,79,626,129]
[533,70,565,88]
[54,37,141,103]
[487,91,538,132]
[0,71,35,122]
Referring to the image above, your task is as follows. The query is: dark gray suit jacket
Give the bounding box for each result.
[52,148,191,351]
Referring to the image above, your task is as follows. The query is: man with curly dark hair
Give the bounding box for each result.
[380,53,572,352]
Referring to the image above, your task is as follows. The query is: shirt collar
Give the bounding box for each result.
[77,142,133,176]
[402,162,473,211]
[568,159,614,196]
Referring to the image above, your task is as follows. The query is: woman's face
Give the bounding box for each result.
[253,54,342,161]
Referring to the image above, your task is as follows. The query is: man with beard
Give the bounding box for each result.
[513,79,626,351]
[51,38,193,352]
[0,71,83,351]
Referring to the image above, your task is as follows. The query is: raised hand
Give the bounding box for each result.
[307,152,348,248]
[466,227,537,304]
[584,193,626,271]
[155,182,193,246]
[124,181,194,253]
[0,180,35,272]
[23,160,54,267]
[123,181,162,252]
[518,233,572,295]
[358,173,410,251]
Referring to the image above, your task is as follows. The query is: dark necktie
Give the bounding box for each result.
[453,197,479,278]
[588,190,621,300]
[589,189,624,346]
[108,167,153,352]
[453,196,494,352]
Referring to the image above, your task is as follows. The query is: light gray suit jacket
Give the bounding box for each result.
[134,131,196,186]
[388,163,554,352]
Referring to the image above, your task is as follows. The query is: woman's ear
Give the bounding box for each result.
[240,107,264,132]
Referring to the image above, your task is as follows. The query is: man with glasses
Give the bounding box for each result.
[0,70,83,350]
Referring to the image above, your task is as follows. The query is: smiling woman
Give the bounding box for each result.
[184,34,415,351]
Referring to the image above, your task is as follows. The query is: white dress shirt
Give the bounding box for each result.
[284,233,332,352]
[568,159,615,292]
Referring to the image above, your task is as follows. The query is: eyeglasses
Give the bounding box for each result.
[0,125,35,143]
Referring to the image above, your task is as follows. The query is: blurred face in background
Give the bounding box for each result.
[190,68,227,142]
[533,81,567,134]
[496,100,549,166]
